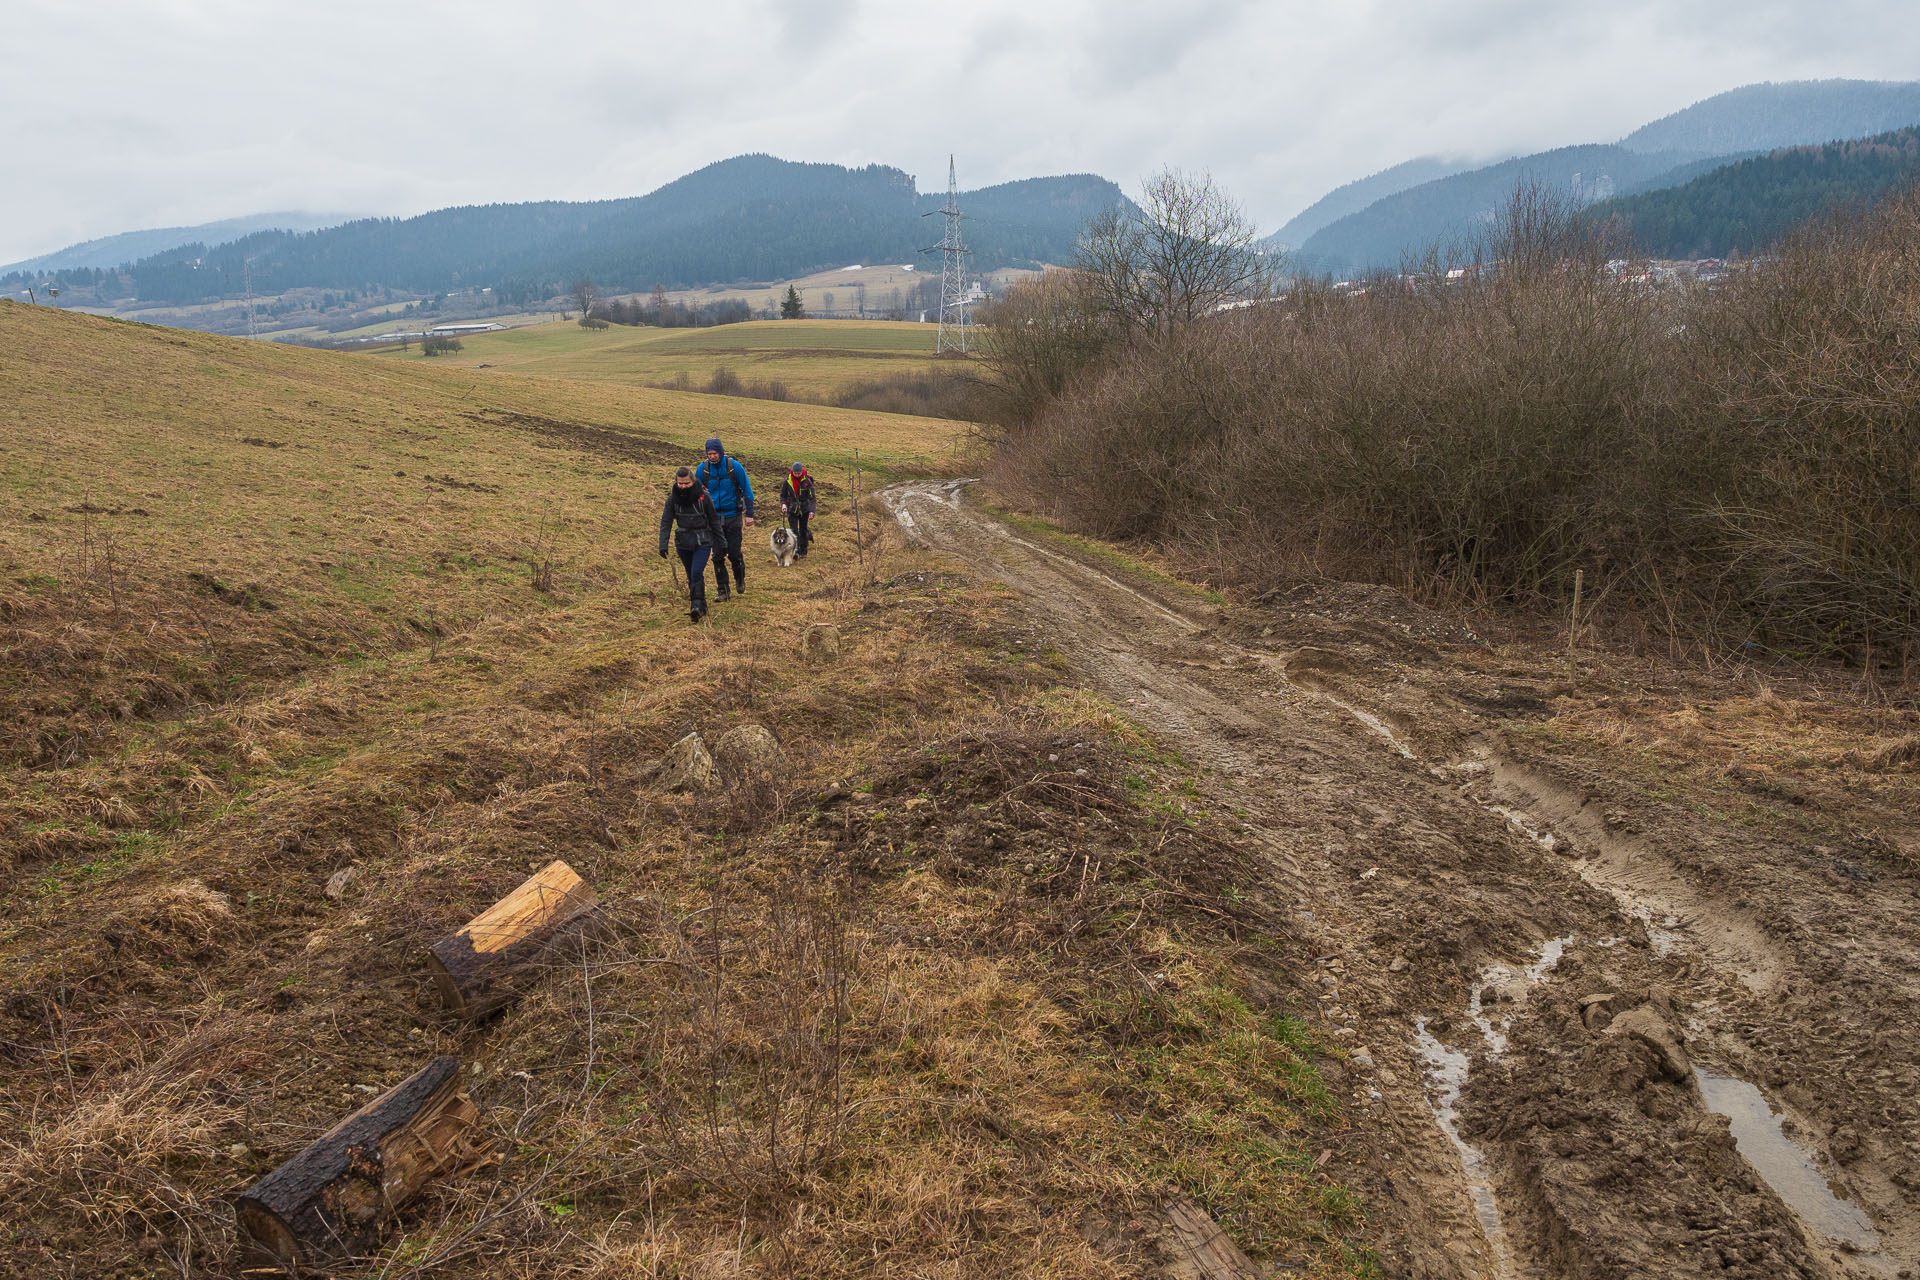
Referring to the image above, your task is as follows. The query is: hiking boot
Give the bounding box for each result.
[715,586,731,603]
[733,579,746,594]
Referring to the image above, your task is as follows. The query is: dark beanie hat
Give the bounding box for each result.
[705,438,723,454]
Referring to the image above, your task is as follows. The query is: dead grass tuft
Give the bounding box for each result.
[0,1018,251,1241]
[141,879,235,943]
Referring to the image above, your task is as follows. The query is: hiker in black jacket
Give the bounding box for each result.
[779,462,817,559]
[658,466,722,623]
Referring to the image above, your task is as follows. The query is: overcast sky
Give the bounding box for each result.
[5,0,1917,263]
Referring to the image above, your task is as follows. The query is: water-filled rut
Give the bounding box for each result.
[883,480,1920,1280]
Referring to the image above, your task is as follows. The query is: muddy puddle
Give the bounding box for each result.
[1693,1069,1887,1263]
[1411,935,1584,1276]
[1413,1018,1518,1277]
[1460,750,1782,991]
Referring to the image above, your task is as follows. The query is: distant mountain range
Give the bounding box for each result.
[1591,125,1920,259]
[1264,156,1487,250]
[1279,79,1920,275]
[1618,79,1920,155]
[9,156,1124,312]
[0,212,356,277]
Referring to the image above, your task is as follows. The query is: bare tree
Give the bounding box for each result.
[1077,168,1272,337]
[571,278,598,318]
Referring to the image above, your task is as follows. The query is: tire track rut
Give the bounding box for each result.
[884,480,1917,1280]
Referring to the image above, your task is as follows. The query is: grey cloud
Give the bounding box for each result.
[3,0,1919,262]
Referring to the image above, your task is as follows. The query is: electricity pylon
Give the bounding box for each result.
[923,155,972,353]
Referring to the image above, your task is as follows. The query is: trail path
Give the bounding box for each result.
[883,480,1920,1280]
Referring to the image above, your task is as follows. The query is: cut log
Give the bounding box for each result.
[235,1055,485,1269]
[427,859,598,1020]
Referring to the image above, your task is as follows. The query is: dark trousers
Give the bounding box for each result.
[678,545,711,610]
[790,512,811,557]
[714,515,746,591]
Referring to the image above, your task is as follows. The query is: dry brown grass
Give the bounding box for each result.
[0,305,1369,1277]
[0,1016,255,1253]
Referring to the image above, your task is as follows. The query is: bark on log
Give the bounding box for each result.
[1160,1197,1262,1280]
[234,1055,485,1270]
[427,859,598,1020]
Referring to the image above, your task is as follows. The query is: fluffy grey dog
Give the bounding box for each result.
[770,525,798,567]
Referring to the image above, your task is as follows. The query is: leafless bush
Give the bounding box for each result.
[987,179,1920,667]
[1692,186,1920,663]
[650,367,792,402]
[972,270,1122,438]
[626,879,855,1203]
[830,367,981,419]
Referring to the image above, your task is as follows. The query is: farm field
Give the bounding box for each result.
[0,301,1372,1278]
[633,263,1045,316]
[384,317,961,399]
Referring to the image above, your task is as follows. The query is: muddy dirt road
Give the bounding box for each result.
[883,480,1920,1280]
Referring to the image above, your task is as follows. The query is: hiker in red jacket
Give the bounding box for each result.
[779,462,817,559]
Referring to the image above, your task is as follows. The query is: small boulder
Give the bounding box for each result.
[805,623,840,662]
[647,732,717,793]
[713,723,782,778]
[324,864,361,901]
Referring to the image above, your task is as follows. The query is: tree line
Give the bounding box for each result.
[1592,126,1920,260]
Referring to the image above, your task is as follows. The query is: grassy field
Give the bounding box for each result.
[628,264,1045,317]
[384,318,961,400]
[0,302,1371,1278]
[274,310,572,343]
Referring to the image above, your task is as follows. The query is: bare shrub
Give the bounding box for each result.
[990,179,1920,664]
[973,270,1122,437]
[1693,185,1920,662]
[626,879,855,1202]
[831,367,981,419]
[1078,167,1273,337]
[648,367,792,403]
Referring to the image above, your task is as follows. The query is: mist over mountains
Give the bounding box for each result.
[11,78,1919,321]
[1285,78,1920,275]
[0,212,356,277]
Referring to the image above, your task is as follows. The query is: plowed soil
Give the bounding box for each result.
[883,479,1920,1280]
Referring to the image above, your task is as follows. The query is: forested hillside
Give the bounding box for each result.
[1594,126,1920,258]
[1280,78,1920,277]
[0,211,352,276]
[11,156,1121,308]
[1264,155,1483,250]
[1295,144,1714,275]
[1621,78,1920,155]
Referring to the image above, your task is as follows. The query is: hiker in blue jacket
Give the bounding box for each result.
[694,437,755,601]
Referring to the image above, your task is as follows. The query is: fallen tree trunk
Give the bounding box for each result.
[427,859,598,1020]
[235,1055,485,1270]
